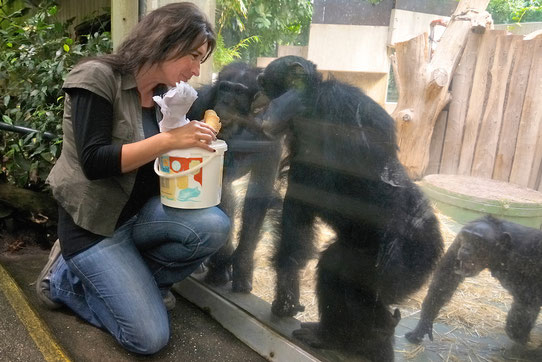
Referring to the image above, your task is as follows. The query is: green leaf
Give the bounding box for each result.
[63,44,69,52]
[2,115,13,125]
[7,42,13,47]
[14,152,31,172]
[3,95,10,107]
[40,152,54,162]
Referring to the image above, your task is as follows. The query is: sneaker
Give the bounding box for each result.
[163,290,176,311]
[35,239,63,309]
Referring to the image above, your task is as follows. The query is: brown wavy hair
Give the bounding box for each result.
[90,2,216,74]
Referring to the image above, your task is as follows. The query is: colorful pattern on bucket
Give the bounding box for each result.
[159,156,203,202]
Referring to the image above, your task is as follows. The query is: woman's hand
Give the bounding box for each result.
[119,121,217,174]
[167,120,217,152]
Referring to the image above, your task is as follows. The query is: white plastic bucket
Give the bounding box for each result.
[154,140,228,209]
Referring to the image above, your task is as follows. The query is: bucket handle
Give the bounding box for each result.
[154,153,218,179]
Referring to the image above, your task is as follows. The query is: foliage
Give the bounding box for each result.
[513,0,542,22]
[0,1,112,189]
[213,33,259,70]
[214,0,312,68]
[488,0,542,23]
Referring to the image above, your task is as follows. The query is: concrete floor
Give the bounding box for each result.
[2,235,542,361]
[0,245,265,362]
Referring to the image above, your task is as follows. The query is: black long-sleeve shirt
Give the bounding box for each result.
[58,88,159,258]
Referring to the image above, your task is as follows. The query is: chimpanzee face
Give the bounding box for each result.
[214,80,253,117]
[258,56,319,137]
[258,55,320,99]
[454,220,499,277]
[257,61,290,99]
[455,232,489,277]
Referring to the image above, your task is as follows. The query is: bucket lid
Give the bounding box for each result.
[211,139,228,152]
[165,139,228,157]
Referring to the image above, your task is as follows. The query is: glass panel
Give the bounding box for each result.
[207,0,542,360]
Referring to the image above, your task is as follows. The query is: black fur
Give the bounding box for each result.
[405,215,542,345]
[189,62,263,139]
[187,62,283,293]
[258,56,444,361]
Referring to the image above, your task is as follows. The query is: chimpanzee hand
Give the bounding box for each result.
[261,89,305,137]
[405,319,434,343]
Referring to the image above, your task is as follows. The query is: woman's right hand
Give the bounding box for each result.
[120,121,217,174]
[166,120,217,152]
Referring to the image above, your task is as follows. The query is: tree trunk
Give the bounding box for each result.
[391,0,492,179]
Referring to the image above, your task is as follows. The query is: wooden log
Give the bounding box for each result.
[0,183,57,223]
[426,110,449,175]
[440,31,482,174]
[510,38,542,187]
[471,33,518,178]
[493,36,535,181]
[457,31,502,175]
[391,0,492,179]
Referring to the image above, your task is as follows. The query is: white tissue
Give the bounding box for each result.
[153,82,198,132]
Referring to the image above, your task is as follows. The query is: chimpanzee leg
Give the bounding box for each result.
[293,241,399,361]
[231,145,281,293]
[505,300,540,344]
[204,163,240,286]
[271,196,316,317]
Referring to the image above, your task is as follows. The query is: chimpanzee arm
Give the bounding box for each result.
[405,240,465,343]
[261,89,305,137]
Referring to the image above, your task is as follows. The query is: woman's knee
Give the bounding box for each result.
[119,316,170,354]
[209,207,231,236]
[202,207,231,251]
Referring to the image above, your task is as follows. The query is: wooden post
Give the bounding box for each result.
[509,38,542,188]
[456,30,502,175]
[470,34,519,179]
[390,0,492,179]
[439,31,482,175]
[493,36,534,182]
[111,0,139,51]
[425,110,448,175]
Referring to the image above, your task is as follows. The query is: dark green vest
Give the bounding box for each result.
[47,60,145,236]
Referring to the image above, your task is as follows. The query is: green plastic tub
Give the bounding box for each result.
[419,174,542,229]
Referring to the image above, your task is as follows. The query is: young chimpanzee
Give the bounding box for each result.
[405,215,542,345]
[187,62,283,293]
[258,55,444,361]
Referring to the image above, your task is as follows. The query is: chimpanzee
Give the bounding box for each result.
[187,62,283,293]
[258,56,444,361]
[405,215,542,345]
[189,62,264,140]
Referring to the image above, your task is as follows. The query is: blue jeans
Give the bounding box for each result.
[49,196,230,354]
